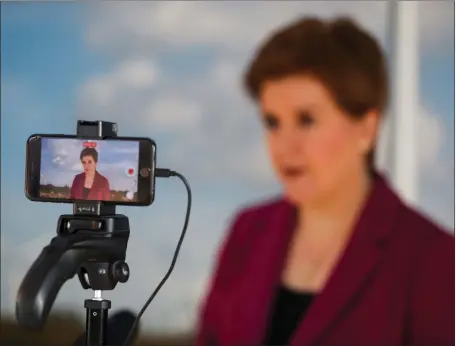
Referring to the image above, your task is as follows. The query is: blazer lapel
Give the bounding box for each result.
[88,171,101,200]
[232,199,297,346]
[291,174,402,346]
[75,174,85,200]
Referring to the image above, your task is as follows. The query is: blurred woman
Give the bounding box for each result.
[70,147,111,201]
[195,17,454,346]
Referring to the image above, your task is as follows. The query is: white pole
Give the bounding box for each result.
[386,0,420,205]
[375,0,396,175]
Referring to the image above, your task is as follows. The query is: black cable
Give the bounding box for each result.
[122,168,192,346]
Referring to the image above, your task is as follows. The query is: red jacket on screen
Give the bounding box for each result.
[70,171,111,201]
[195,173,455,346]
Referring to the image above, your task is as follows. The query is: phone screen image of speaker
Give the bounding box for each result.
[39,138,140,202]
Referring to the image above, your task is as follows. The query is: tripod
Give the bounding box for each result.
[17,120,192,346]
[68,207,131,346]
[16,121,135,346]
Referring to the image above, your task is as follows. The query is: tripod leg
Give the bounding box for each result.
[85,295,111,346]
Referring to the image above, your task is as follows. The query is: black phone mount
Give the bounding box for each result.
[16,121,133,346]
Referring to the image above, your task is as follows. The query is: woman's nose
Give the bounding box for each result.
[276,127,303,153]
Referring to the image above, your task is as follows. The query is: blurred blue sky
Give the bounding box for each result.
[1,1,454,333]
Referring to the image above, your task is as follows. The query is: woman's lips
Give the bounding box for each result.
[281,167,306,178]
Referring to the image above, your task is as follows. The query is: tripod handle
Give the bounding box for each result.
[16,236,81,330]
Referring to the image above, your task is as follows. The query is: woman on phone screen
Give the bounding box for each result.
[70,148,111,201]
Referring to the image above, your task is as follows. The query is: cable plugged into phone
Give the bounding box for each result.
[155,168,176,178]
[122,167,192,346]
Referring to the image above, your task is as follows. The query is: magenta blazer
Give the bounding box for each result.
[69,171,111,201]
[195,173,454,346]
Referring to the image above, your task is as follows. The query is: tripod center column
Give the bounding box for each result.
[85,292,111,346]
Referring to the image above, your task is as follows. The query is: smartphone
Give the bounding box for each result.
[25,134,156,206]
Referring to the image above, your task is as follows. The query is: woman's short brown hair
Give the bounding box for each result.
[80,148,98,162]
[243,17,388,172]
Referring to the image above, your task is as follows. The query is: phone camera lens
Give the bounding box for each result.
[140,168,150,178]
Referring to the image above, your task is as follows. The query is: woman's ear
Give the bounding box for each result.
[358,110,380,155]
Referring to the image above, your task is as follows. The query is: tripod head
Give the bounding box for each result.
[16,121,131,331]
[15,210,130,330]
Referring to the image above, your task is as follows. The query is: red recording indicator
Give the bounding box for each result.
[126,167,136,177]
[83,141,97,148]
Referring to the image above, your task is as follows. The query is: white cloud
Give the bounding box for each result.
[85,2,388,53]
[79,59,158,110]
[110,146,138,154]
[144,97,203,132]
[48,138,82,169]
[70,162,82,172]
[82,75,115,108]
[417,106,445,171]
[117,60,158,89]
[77,61,272,187]
[378,103,450,181]
[85,1,452,57]
[418,1,454,49]
[52,156,64,165]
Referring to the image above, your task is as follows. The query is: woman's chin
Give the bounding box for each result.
[283,185,318,207]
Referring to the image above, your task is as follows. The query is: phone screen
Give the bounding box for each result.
[34,137,152,204]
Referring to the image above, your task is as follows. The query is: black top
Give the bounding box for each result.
[264,285,316,345]
[82,187,90,199]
